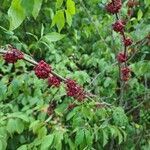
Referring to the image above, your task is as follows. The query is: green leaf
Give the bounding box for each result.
[137,9,143,21]
[30,120,40,131]
[130,61,150,76]
[112,107,128,126]
[41,24,44,37]
[144,0,150,6]
[116,128,123,144]
[6,119,16,134]
[51,10,65,32]
[0,127,7,140]
[6,118,24,134]
[85,129,93,146]
[102,129,109,147]
[104,77,111,88]
[0,140,2,150]
[119,128,127,142]
[66,108,77,121]
[0,81,7,101]
[38,126,47,138]
[56,0,63,8]
[8,0,26,30]
[9,112,29,122]
[17,145,27,150]
[67,0,75,15]
[0,139,7,150]
[15,119,25,134]
[54,131,64,150]
[75,129,84,146]
[40,134,54,150]
[68,139,76,150]
[32,0,43,19]
[65,10,72,26]
[108,125,117,138]
[21,0,34,16]
[42,32,65,43]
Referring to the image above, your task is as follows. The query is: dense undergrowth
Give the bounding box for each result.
[0,0,150,149]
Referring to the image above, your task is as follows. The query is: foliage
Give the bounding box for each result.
[0,0,150,149]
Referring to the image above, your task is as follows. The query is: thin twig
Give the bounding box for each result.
[111,1,128,106]
[126,98,149,115]
[0,49,66,82]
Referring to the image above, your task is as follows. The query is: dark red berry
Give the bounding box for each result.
[117,52,127,63]
[106,2,121,14]
[127,0,135,8]
[34,60,51,79]
[114,0,122,8]
[124,38,133,46]
[127,0,139,8]
[121,67,131,81]
[114,0,122,3]
[121,67,130,75]
[112,20,125,32]
[47,101,57,116]
[48,76,61,87]
[66,79,85,101]
[3,49,24,63]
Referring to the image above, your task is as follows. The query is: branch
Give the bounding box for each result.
[0,48,111,107]
[126,98,149,115]
[0,49,66,82]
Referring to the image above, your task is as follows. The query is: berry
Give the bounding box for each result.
[66,79,85,101]
[3,49,24,63]
[112,20,125,32]
[106,2,122,14]
[124,38,133,46]
[127,0,135,8]
[114,0,122,3]
[34,60,51,79]
[48,76,61,87]
[114,0,122,8]
[121,67,130,75]
[47,101,57,116]
[127,0,139,8]
[121,67,131,81]
[117,52,127,63]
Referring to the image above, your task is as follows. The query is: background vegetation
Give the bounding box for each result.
[0,0,150,149]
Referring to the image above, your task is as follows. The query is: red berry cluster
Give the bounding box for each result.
[121,67,131,81]
[34,60,51,79]
[106,0,122,14]
[33,60,85,100]
[112,20,125,33]
[48,76,61,87]
[66,79,85,101]
[106,0,133,82]
[2,47,87,101]
[3,48,24,63]
[127,0,139,8]
[33,60,85,101]
[124,38,133,46]
[117,52,127,63]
